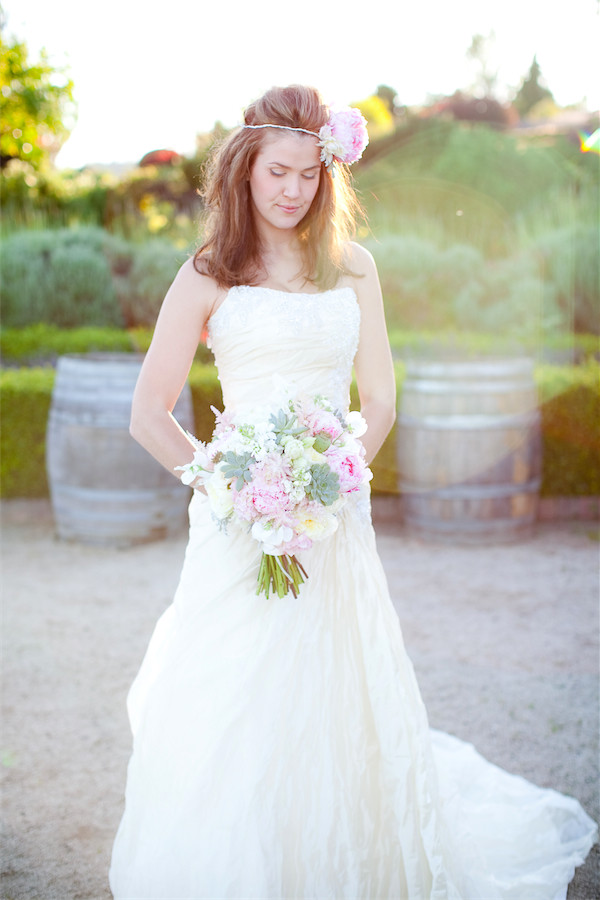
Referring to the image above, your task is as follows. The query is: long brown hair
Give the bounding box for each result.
[194,85,364,289]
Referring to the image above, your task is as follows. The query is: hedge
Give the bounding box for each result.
[1,361,598,500]
[0,324,214,366]
[0,367,54,498]
[2,323,597,369]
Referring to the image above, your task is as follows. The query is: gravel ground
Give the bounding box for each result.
[1,498,598,900]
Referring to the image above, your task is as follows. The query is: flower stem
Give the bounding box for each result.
[256,553,308,599]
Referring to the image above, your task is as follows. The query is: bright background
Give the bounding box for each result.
[3,0,599,168]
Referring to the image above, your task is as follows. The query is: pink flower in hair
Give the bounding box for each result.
[318,107,369,170]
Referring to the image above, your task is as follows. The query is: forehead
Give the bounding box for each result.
[254,131,321,168]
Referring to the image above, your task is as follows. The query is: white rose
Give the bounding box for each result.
[205,464,234,520]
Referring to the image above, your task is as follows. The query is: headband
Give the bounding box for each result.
[243,107,369,172]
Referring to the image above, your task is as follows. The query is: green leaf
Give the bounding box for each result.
[220,450,255,491]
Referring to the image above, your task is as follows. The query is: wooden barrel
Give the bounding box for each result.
[46,353,194,546]
[397,359,541,543]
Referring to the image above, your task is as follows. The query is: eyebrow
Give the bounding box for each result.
[268,161,321,171]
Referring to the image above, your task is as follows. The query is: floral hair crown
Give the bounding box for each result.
[243,106,369,173]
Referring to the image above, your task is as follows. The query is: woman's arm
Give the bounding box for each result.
[348,243,396,465]
[129,258,220,477]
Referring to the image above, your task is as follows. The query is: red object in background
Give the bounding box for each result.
[139,149,181,167]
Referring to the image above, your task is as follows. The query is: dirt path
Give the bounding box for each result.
[1,499,598,899]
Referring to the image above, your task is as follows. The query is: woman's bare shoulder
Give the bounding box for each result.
[343,240,377,276]
[341,241,380,308]
[166,256,222,315]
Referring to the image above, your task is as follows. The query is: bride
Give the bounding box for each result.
[109,84,596,899]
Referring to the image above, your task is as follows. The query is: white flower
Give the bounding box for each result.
[295,511,338,540]
[251,521,293,555]
[317,125,345,170]
[288,485,307,504]
[345,411,368,437]
[175,446,210,485]
[205,463,234,520]
[283,437,304,460]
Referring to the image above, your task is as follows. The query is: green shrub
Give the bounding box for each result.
[386,328,598,364]
[531,225,600,335]
[0,227,194,330]
[0,164,114,231]
[0,324,215,366]
[367,234,554,335]
[536,361,600,496]
[1,227,126,328]
[0,367,54,498]
[0,324,135,363]
[115,240,184,327]
[360,176,514,257]
[430,124,573,215]
[188,363,224,440]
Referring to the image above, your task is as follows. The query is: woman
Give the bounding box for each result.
[110,85,596,898]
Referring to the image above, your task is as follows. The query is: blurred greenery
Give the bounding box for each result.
[0,34,76,169]
[0,323,215,365]
[536,361,600,496]
[2,126,597,337]
[1,227,190,329]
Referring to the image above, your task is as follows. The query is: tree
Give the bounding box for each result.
[467,32,499,98]
[353,95,394,138]
[0,30,76,169]
[513,56,554,118]
[376,85,401,118]
[443,91,512,128]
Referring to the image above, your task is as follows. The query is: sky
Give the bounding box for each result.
[4,0,599,169]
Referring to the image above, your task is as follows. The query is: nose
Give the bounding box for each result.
[282,176,301,199]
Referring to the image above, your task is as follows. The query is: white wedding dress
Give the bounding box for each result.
[110,285,596,899]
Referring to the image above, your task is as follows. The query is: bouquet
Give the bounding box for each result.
[176,392,372,599]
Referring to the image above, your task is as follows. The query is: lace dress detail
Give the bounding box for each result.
[207,286,360,414]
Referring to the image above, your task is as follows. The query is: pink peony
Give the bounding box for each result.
[304,408,344,441]
[325,447,368,493]
[233,456,295,522]
[317,107,369,171]
[328,107,369,164]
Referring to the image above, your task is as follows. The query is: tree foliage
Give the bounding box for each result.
[513,56,554,118]
[376,85,401,117]
[353,94,394,138]
[0,31,76,168]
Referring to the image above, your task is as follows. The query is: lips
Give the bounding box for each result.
[277,204,300,213]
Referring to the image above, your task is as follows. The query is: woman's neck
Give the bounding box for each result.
[257,232,310,292]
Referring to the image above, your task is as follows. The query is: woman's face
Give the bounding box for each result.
[249,132,321,236]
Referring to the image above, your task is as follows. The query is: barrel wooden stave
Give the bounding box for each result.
[46,354,194,546]
[398,359,541,543]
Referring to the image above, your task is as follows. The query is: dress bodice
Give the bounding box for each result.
[206,285,360,413]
